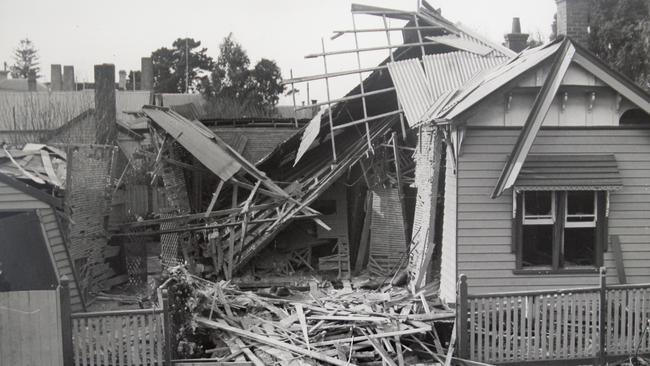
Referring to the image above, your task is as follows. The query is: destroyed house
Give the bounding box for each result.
[116,2,516,285]
[391,37,650,303]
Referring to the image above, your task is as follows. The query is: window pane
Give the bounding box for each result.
[567,191,595,221]
[524,191,553,217]
[522,225,554,267]
[564,227,596,266]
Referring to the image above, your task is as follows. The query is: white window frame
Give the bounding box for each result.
[565,191,597,229]
[522,191,556,225]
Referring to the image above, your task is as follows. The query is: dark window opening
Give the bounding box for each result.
[564,227,596,266]
[522,225,554,266]
[0,211,58,291]
[620,108,650,125]
[516,191,605,272]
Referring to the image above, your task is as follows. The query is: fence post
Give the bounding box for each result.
[59,276,74,366]
[457,274,469,359]
[162,289,173,366]
[598,267,607,365]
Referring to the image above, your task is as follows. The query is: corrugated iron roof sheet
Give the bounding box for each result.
[433,41,562,120]
[142,106,242,181]
[426,35,493,56]
[387,59,432,127]
[387,51,507,126]
[515,154,622,191]
[423,51,507,100]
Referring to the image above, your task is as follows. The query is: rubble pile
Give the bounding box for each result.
[164,266,455,365]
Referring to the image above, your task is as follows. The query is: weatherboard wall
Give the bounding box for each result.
[452,127,650,298]
[0,180,83,311]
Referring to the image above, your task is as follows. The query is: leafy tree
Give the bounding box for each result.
[151,38,214,93]
[588,0,650,90]
[205,34,285,116]
[10,38,40,79]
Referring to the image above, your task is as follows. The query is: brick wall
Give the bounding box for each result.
[556,0,591,46]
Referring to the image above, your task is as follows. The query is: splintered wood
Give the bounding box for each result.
[168,267,455,365]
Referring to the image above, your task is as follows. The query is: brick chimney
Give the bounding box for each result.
[556,0,591,45]
[63,65,75,91]
[94,64,116,144]
[141,57,154,91]
[504,17,529,53]
[51,64,62,91]
[118,70,127,90]
[27,70,37,92]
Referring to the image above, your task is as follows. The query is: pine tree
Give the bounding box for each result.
[10,38,40,79]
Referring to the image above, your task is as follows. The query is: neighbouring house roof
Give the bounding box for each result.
[514,154,623,192]
[0,78,48,92]
[210,126,299,165]
[157,93,207,117]
[274,105,316,120]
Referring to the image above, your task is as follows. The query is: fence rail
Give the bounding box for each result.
[458,268,650,365]
[68,290,172,366]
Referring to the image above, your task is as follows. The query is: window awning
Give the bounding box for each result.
[514,154,623,191]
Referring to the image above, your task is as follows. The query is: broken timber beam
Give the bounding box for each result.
[196,317,356,366]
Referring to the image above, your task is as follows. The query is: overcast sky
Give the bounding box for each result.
[0,0,557,103]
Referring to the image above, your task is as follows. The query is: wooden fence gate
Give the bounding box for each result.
[0,288,67,366]
[457,268,650,365]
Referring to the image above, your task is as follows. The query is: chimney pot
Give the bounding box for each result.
[505,17,529,53]
[512,17,522,34]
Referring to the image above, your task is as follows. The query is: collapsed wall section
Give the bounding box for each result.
[408,125,442,290]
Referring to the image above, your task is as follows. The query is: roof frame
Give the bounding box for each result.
[491,38,575,198]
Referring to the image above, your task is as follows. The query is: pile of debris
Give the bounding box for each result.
[163,266,456,365]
